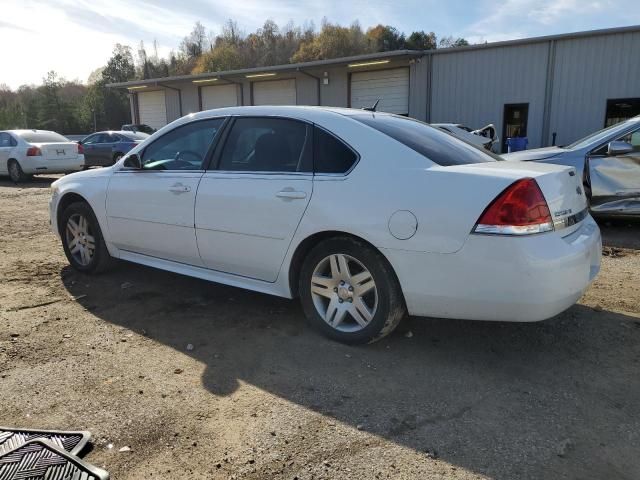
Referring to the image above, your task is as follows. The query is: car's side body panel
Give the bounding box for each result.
[51,106,602,323]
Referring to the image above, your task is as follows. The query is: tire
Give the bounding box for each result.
[8,159,30,183]
[60,201,115,274]
[112,153,123,165]
[299,236,405,344]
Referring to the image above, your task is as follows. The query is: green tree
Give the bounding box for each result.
[366,24,406,51]
[406,30,437,50]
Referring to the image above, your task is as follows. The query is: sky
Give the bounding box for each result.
[1,0,639,89]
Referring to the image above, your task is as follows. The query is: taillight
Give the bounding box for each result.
[26,146,42,156]
[473,178,554,235]
[77,143,84,154]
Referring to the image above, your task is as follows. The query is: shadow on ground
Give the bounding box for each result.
[61,256,640,479]
[0,175,60,189]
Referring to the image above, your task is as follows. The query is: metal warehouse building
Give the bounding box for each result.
[109,25,640,152]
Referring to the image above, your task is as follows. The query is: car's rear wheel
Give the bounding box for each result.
[299,237,405,344]
[61,202,114,273]
[8,159,30,183]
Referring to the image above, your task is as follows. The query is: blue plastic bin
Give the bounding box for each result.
[506,137,528,153]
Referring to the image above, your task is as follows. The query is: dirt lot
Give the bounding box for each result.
[1,175,639,480]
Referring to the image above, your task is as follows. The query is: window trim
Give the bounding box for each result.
[312,124,361,177]
[120,116,229,173]
[588,124,640,158]
[207,115,314,175]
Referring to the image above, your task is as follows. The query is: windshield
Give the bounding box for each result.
[565,118,639,150]
[17,131,69,143]
[122,132,149,141]
[350,113,501,166]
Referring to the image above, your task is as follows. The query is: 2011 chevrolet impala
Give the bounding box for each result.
[50,106,602,344]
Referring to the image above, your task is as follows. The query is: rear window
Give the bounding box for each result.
[122,132,149,141]
[17,131,69,143]
[351,114,501,166]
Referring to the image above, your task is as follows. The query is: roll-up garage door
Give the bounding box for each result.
[137,90,167,130]
[350,68,409,115]
[201,84,239,110]
[253,79,296,105]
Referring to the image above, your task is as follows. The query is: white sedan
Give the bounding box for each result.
[49,107,601,344]
[0,130,84,182]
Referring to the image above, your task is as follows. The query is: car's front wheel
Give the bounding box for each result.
[8,159,30,183]
[60,202,114,273]
[299,237,405,344]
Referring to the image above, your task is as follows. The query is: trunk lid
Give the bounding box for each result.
[454,161,588,235]
[502,146,564,162]
[37,142,79,161]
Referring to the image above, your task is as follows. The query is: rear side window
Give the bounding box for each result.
[17,131,69,143]
[352,114,501,166]
[0,133,13,147]
[217,117,311,172]
[313,127,358,174]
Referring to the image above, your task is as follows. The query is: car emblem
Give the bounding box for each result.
[56,149,66,155]
[554,209,572,217]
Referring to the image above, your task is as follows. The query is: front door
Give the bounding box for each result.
[588,126,640,214]
[106,118,226,266]
[502,103,529,153]
[195,117,312,282]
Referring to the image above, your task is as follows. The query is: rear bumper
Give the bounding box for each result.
[382,215,602,322]
[21,156,84,174]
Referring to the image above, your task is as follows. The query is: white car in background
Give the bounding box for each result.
[0,130,83,182]
[432,123,499,151]
[49,107,601,344]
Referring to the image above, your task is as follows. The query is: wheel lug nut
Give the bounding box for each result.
[333,287,338,292]
[338,298,343,303]
[348,286,353,292]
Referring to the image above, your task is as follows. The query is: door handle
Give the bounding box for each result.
[276,190,307,200]
[169,183,191,194]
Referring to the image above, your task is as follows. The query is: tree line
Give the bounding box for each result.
[0,19,469,134]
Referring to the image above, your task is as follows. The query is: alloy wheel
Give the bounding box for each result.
[310,254,378,332]
[65,213,96,266]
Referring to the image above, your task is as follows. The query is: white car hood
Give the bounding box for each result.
[52,166,115,187]
[503,146,564,161]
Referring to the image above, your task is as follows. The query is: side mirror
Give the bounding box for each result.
[607,140,633,156]
[123,153,142,169]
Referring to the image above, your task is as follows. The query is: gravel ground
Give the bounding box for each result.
[1,175,639,480]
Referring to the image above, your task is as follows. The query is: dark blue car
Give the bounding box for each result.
[79,130,149,167]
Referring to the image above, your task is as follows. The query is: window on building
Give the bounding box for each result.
[605,98,640,127]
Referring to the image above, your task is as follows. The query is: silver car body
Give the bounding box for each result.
[504,116,640,216]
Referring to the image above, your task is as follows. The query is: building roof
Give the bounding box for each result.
[108,24,640,89]
[107,50,423,88]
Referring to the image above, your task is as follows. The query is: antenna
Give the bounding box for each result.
[362,99,380,112]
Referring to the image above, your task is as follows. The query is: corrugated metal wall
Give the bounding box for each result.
[548,30,640,146]
[164,88,182,123]
[430,43,549,148]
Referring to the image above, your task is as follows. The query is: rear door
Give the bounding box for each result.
[195,116,312,282]
[81,134,103,166]
[588,126,640,214]
[0,133,13,173]
[106,118,226,266]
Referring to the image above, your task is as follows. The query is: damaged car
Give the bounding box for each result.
[504,116,640,216]
[432,123,499,151]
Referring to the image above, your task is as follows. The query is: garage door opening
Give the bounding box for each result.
[200,84,239,111]
[252,79,296,106]
[137,90,167,131]
[350,68,409,115]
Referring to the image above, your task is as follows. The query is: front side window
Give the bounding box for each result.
[217,117,311,173]
[351,113,501,166]
[314,127,358,174]
[141,118,225,170]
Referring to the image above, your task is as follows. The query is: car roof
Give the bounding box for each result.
[188,105,398,123]
[89,130,144,136]
[4,129,57,134]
